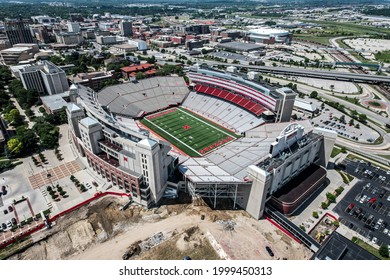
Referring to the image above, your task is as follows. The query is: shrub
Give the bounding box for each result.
[379,244,389,258]
[312,211,319,219]
[351,236,358,243]
[299,225,306,232]
[335,186,344,196]
[321,202,328,209]
[326,192,336,203]
[333,220,340,227]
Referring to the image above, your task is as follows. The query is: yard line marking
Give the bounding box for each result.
[177,108,237,139]
[143,118,202,156]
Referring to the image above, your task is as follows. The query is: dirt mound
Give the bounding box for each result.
[135,226,220,260]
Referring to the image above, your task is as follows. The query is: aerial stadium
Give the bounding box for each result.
[66,65,336,222]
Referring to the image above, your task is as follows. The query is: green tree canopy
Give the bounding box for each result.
[7,138,23,156]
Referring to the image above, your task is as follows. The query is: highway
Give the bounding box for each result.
[264,75,390,156]
[203,61,390,84]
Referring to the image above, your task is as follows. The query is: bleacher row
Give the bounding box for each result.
[194,84,267,117]
[182,91,264,133]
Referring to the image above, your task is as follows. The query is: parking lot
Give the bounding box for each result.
[312,110,380,144]
[334,158,390,247]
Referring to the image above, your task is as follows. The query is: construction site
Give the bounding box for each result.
[2,195,311,260]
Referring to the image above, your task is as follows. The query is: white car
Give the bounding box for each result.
[387,195,390,202]
[360,195,367,204]
[372,237,378,244]
[384,228,389,235]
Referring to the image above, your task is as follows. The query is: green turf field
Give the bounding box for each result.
[140,108,239,157]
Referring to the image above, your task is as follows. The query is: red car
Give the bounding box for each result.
[369,198,376,203]
[346,203,355,212]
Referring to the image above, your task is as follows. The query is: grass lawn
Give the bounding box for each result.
[375,50,390,63]
[294,34,333,45]
[331,147,342,158]
[141,108,239,157]
[305,20,390,37]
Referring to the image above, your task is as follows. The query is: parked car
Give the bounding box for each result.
[372,237,378,244]
[265,246,274,257]
[346,203,355,213]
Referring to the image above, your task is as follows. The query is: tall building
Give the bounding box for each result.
[119,21,133,37]
[18,65,46,94]
[40,60,70,95]
[4,18,35,46]
[67,94,173,207]
[18,61,69,95]
[67,22,80,33]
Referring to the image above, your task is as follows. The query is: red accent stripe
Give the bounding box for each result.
[264,215,301,244]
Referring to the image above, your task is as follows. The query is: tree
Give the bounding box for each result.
[358,114,367,123]
[326,192,336,203]
[15,126,38,154]
[310,91,318,98]
[312,211,319,219]
[349,119,355,126]
[135,72,145,80]
[379,244,389,258]
[201,48,208,55]
[4,108,21,124]
[146,55,156,64]
[7,138,23,156]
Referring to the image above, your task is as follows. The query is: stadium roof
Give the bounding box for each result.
[97,76,189,118]
[216,41,265,52]
[180,120,314,183]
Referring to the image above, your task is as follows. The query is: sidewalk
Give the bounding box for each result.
[291,153,357,233]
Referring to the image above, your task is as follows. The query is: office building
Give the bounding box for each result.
[4,17,35,46]
[119,21,133,37]
[17,60,69,95]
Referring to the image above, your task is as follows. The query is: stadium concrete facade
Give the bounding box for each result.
[247,28,292,44]
[66,67,336,219]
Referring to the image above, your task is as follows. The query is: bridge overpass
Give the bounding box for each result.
[202,62,390,84]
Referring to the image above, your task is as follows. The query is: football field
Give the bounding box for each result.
[140,108,239,157]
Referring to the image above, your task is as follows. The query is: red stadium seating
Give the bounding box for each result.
[195,84,266,116]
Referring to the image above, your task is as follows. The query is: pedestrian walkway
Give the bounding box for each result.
[28,161,82,189]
